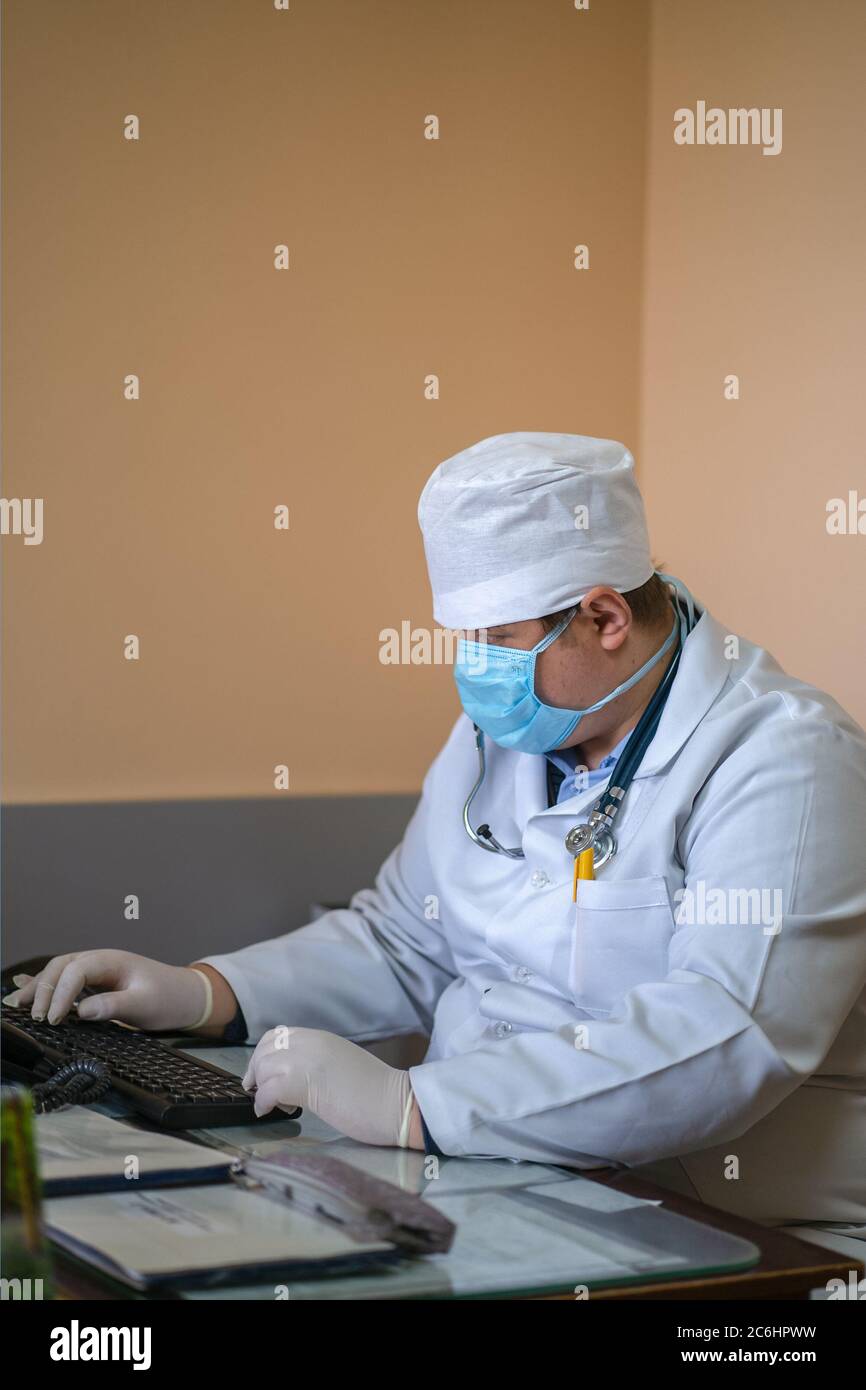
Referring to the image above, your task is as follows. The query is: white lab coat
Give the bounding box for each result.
[202,609,866,1225]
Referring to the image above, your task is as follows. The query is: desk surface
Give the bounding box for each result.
[48,1165,859,1302]
[40,1045,862,1302]
[537,1169,863,1301]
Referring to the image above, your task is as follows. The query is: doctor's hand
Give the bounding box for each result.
[242,1027,423,1149]
[2,950,211,1032]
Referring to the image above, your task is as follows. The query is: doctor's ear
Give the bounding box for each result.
[578,588,632,651]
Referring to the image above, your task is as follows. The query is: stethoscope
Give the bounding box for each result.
[462,587,693,871]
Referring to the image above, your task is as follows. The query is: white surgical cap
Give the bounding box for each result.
[418,432,654,629]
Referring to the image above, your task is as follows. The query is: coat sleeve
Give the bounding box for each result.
[197,761,458,1045]
[409,713,866,1165]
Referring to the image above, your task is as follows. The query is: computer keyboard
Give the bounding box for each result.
[0,1002,301,1129]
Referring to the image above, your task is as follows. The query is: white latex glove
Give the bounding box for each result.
[2,949,209,1031]
[242,1027,415,1148]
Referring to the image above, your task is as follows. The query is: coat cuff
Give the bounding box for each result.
[410,1062,463,1156]
[222,1003,249,1043]
[196,952,266,1043]
[419,1108,445,1158]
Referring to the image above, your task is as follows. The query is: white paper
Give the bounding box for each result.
[35,1107,233,1183]
[422,1158,572,1196]
[526,1175,663,1213]
[43,1183,392,1286]
[422,1190,665,1294]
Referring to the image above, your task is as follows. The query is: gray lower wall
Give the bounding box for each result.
[2,794,418,969]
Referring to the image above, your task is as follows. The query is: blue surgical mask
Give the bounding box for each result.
[454,604,680,755]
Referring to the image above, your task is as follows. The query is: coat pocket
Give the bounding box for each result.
[570,874,675,1014]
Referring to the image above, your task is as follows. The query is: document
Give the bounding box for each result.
[34,1107,235,1195]
[422,1189,686,1295]
[525,1175,663,1213]
[43,1183,397,1291]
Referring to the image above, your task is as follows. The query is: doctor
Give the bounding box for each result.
[8,433,866,1232]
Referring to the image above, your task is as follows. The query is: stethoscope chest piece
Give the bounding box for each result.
[565,821,616,870]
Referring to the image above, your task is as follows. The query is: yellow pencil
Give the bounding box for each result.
[579,847,595,881]
[572,847,595,901]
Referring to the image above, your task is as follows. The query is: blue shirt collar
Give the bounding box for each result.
[546,730,631,778]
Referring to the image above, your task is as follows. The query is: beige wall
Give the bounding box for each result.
[2,0,649,803]
[4,1,862,807]
[640,0,866,726]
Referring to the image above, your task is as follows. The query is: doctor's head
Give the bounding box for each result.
[418,433,678,755]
